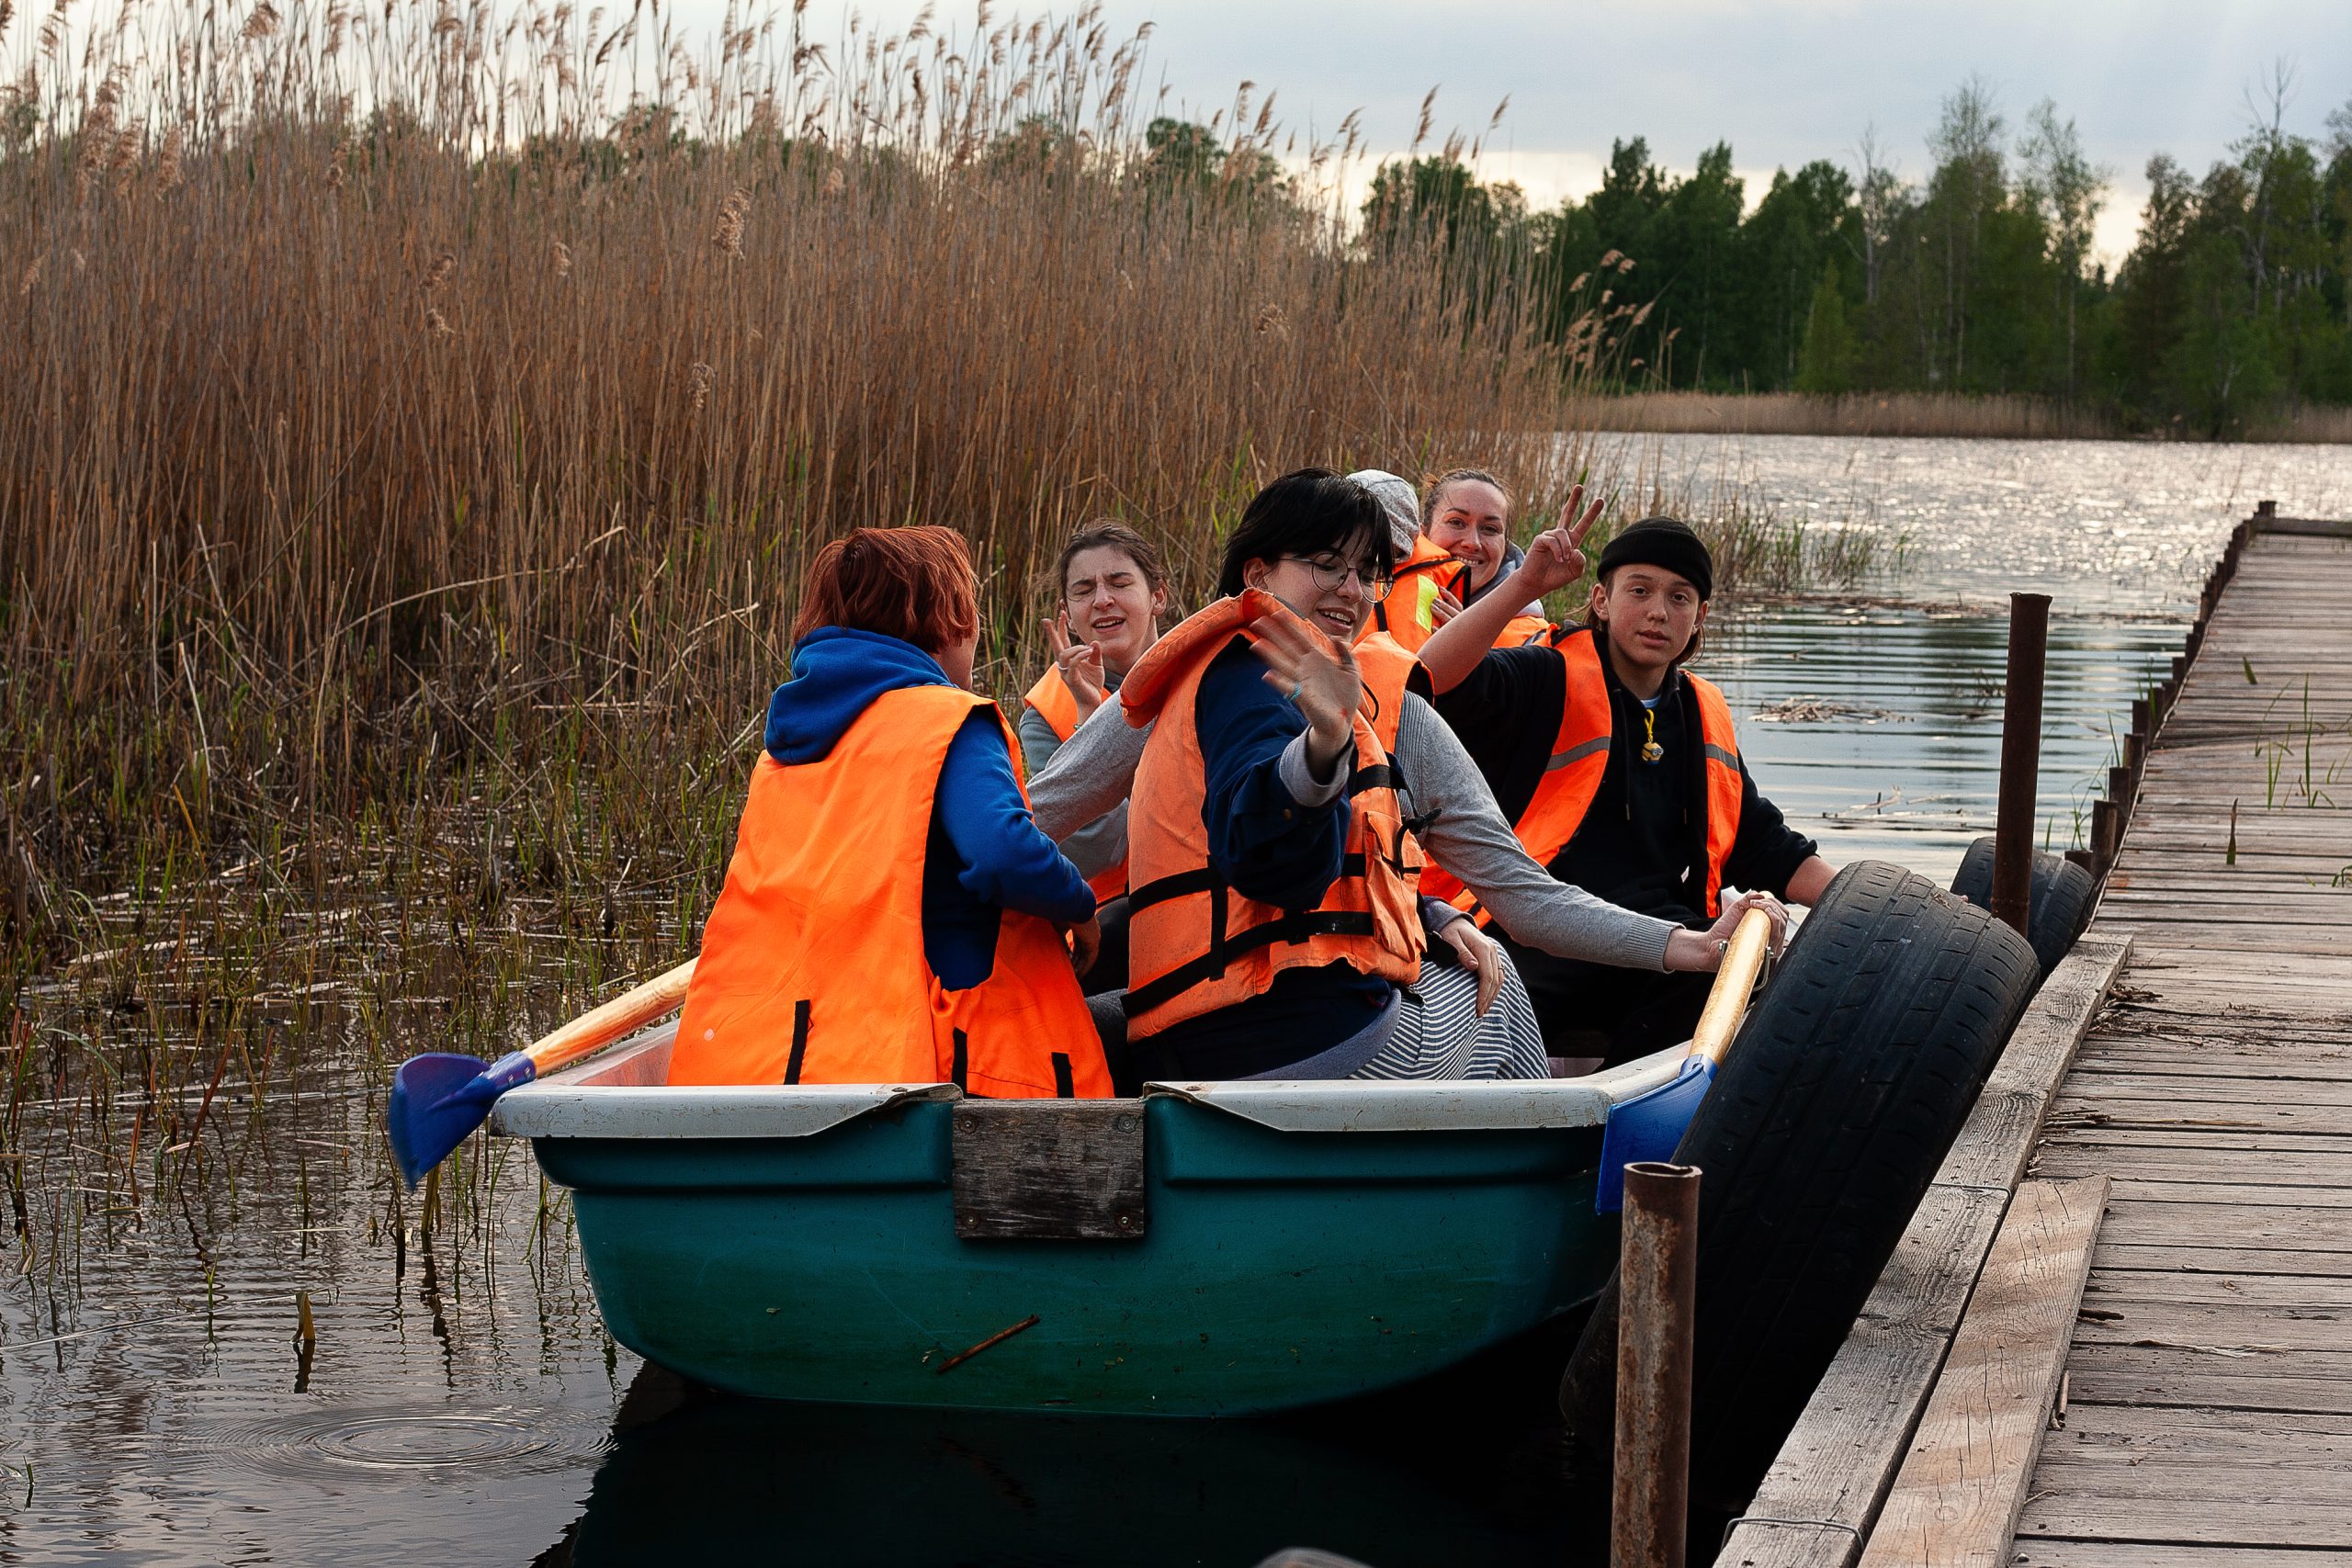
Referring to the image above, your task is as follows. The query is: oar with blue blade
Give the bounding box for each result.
[1596,908,1774,1213]
[389,957,696,1188]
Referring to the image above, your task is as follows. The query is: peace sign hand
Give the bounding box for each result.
[1046,611,1108,721]
[1520,482,1609,599]
[1253,613,1363,778]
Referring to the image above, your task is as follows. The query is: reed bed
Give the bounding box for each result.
[1582,391,2126,441]
[0,2,1892,1319]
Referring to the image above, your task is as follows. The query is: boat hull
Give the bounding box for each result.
[503,1031,1676,1416]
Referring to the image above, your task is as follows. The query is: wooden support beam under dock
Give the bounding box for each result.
[1720,512,2352,1568]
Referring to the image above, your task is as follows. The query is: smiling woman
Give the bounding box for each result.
[1020,523,1171,910]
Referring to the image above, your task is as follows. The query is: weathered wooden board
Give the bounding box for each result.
[2089,1242,2352,1278]
[950,1100,1147,1241]
[2014,1542,2352,1567]
[1857,1178,2109,1568]
[1715,1186,2012,1568]
[2065,1347,2352,1417]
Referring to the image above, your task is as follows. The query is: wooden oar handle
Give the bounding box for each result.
[524,957,698,1076]
[1689,908,1774,1069]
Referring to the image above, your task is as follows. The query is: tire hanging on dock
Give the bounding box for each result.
[1948,834,2099,977]
[1559,860,2041,1512]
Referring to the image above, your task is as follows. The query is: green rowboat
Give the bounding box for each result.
[490,1029,1688,1417]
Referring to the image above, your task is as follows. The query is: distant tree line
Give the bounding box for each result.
[1343,76,2352,436]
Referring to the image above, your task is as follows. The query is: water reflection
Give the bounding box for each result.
[540,1354,1611,1568]
[1703,604,2185,885]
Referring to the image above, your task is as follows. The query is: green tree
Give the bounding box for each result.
[2018,99,2109,399]
[1734,160,1860,387]
[1795,264,1854,392]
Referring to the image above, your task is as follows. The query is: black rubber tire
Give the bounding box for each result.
[1559,861,2041,1512]
[1950,835,2098,976]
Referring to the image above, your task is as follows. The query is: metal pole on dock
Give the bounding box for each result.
[1991,592,2052,937]
[1612,1161,1701,1568]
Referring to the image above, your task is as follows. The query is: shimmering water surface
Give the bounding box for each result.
[7,436,2352,1565]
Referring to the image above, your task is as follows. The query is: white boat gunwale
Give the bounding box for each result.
[488,1022,1689,1141]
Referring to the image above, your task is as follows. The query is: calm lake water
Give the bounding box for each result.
[7,436,2352,1566]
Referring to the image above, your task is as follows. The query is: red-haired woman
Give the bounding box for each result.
[670,525,1112,1099]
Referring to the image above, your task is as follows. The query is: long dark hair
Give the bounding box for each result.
[1216,468,1396,598]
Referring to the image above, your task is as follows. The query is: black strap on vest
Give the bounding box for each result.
[1051,1053,1075,1099]
[784,1000,811,1085]
[1123,908,1380,1016]
[950,1029,969,1093]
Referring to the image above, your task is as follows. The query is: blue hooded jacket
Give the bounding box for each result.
[764,627,1096,990]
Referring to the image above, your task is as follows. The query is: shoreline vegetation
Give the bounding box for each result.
[0,0,1892,976]
[0,4,1895,1322]
[1582,392,2352,445]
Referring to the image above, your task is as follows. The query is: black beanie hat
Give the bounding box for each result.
[1596,516,1713,601]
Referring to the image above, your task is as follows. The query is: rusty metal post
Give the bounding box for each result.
[1991,592,2052,937]
[1612,1161,1701,1568]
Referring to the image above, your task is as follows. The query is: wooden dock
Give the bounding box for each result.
[2018,515,2352,1566]
[1721,512,2352,1568]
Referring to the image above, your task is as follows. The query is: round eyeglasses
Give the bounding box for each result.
[1280,554,1394,603]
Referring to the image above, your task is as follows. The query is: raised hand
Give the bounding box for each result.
[1046,611,1108,720]
[1519,482,1609,599]
[1253,613,1363,776]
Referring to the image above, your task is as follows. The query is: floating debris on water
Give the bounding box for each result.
[1749,695,1913,725]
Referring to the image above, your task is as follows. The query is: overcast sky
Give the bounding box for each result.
[679,0,2352,267]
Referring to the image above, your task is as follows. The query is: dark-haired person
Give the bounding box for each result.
[1419,513,1836,1066]
[670,525,1112,1098]
[1369,468,1550,654]
[1020,522,1170,906]
[1029,470,1784,1083]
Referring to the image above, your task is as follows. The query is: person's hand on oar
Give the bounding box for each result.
[388,957,695,1188]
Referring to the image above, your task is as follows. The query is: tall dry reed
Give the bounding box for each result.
[3,0,1881,1008]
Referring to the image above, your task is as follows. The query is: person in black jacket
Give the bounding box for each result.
[1419,512,1836,1066]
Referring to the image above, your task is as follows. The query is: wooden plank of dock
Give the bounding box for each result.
[2002,521,2352,1566]
[1858,1178,2109,1568]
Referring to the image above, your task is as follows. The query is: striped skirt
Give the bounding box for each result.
[1239,952,1550,1082]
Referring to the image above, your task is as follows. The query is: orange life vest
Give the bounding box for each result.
[1120,592,1426,1041]
[1349,627,1422,754]
[670,684,1110,1098]
[1422,626,1747,920]
[1372,535,1550,653]
[1021,670,1130,903]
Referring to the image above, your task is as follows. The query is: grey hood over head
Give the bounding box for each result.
[1346,469,1421,557]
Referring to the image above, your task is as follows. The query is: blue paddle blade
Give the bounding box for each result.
[389,1052,493,1189]
[389,1050,539,1189]
[1595,1055,1714,1214]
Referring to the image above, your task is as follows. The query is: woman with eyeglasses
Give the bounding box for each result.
[1028,468,1785,1083]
